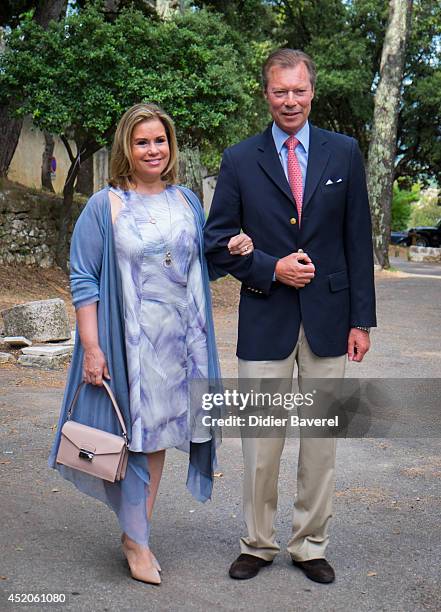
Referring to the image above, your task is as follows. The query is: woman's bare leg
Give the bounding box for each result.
[146,449,166,520]
[121,449,166,580]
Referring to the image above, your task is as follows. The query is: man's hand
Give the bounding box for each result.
[347,328,370,362]
[83,345,111,386]
[274,252,315,288]
[228,233,254,256]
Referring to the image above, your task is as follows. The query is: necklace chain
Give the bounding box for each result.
[145,188,173,267]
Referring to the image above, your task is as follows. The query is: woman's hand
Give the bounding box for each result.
[228,233,254,256]
[83,345,110,386]
[76,303,110,386]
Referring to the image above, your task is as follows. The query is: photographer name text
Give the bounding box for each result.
[201,414,339,428]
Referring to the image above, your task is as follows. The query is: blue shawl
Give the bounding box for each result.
[48,186,222,546]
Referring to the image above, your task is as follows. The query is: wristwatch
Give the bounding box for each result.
[355,326,370,334]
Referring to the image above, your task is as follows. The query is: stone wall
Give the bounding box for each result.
[0,181,83,268]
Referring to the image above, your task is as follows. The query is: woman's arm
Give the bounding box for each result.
[70,192,110,386]
[76,303,110,386]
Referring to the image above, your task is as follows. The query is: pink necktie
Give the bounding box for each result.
[286,135,303,224]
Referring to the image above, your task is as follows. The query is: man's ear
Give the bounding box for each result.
[263,88,268,102]
[311,86,315,100]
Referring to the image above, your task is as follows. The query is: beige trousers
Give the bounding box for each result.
[238,325,346,562]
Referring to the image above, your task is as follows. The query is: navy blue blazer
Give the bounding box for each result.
[204,124,377,360]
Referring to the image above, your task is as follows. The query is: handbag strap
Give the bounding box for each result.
[67,380,128,441]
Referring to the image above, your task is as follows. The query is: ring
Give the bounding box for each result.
[243,246,249,253]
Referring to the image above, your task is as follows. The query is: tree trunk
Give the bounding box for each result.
[55,159,80,271]
[179,147,204,205]
[0,1,68,179]
[34,0,68,28]
[56,141,103,270]
[41,131,55,192]
[367,0,413,268]
[76,155,94,196]
[0,104,22,178]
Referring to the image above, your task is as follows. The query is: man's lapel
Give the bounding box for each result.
[257,125,294,205]
[303,126,330,211]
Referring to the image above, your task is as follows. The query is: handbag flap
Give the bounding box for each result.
[61,421,125,455]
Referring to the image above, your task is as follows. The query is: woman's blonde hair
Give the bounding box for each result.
[109,103,179,189]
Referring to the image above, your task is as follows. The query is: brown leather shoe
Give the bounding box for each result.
[229,554,273,580]
[292,558,335,583]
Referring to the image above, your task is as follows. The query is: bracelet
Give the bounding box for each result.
[355,326,370,334]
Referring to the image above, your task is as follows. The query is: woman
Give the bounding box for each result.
[48,103,253,585]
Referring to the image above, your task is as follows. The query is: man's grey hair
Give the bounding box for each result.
[262,48,317,90]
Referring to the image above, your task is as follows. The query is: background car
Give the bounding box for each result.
[390,230,409,245]
[390,219,441,247]
[406,219,441,247]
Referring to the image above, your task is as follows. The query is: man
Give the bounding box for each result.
[204,48,376,584]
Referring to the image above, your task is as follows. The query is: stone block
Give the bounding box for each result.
[21,345,73,357]
[17,352,71,370]
[4,336,32,347]
[408,246,441,263]
[53,330,76,346]
[1,298,70,342]
[0,352,15,364]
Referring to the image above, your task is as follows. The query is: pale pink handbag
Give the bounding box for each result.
[56,380,129,482]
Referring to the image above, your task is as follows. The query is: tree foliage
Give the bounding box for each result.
[0,4,260,263]
[1,5,260,156]
[0,1,35,27]
[391,180,419,230]
[192,0,276,40]
[195,0,440,185]
[409,188,441,226]
[396,1,441,185]
[3,0,439,183]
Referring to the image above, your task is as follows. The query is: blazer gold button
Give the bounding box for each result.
[290,218,297,225]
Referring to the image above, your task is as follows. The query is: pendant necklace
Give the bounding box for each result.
[145,188,173,267]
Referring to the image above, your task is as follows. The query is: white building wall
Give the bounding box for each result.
[7,116,75,194]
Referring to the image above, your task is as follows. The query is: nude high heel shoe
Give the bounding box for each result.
[121,534,161,585]
[121,533,161,572]
[151,555,161,573]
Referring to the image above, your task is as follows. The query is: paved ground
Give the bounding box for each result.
[389,255,441,277]
[1,257,440,612]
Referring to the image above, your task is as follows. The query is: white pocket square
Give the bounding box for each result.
[325,178,343,185]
